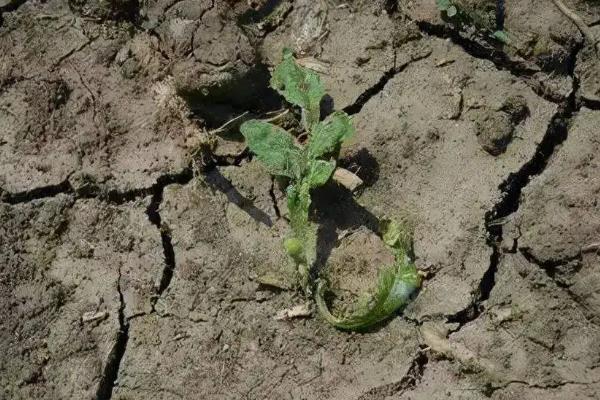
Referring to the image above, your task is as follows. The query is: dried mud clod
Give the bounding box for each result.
[68,0,140,22]
[475,110,516,155]
[475,95,530,155]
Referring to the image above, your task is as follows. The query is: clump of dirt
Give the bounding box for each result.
[475,95,530,155]
[576,38,600,105]
[475,110,516,155]
[68,0,139,21]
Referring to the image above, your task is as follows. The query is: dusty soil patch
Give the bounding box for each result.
[1,0,599,399]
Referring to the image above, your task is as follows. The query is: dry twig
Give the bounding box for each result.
[552,0,600,53]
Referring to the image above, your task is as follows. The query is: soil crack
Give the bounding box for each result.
[356,346,429,400]
[1,178,74,204]
[519,247,582,271]
[343,49,431,115]
[486,377,600,396]
[145,168,194,301]
[269,177,282,219]
[0,168,196,206]
[415,21,539,78]
[95,263,129,400]
[447,43,581,330]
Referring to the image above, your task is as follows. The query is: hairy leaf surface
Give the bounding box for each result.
[308,159,336,188]
[307,111,354,159]
[241,120,304,179]
[270,49,325,130]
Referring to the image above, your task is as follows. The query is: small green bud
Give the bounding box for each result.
[284,238,303,258]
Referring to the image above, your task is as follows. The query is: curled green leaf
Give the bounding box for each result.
[315,257,420,331]
[446,5,457,17]
[380,218,412,253]
[240,120,304,179]
[315,219,420,331]
[492,30,510,44]
[270,49,325,131]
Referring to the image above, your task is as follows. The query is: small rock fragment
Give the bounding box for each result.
[81,311,108,323]
[475,110,515,156]
[274,303,312,321]
[333,168,363,192]
[499,95,530,124]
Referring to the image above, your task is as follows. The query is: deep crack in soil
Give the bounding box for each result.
[92,167,194,399]
[357,346,430,400]
[447,42,582,329]
[95,265,129,400]
[343,50,431,116]
[416,21,540,78]
[1,178,74,204]
[146,168,194,299]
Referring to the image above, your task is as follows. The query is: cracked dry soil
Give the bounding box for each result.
[1,0,600,399]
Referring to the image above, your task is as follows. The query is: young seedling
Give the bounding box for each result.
[436,0,511,44]
[240,49,420,331]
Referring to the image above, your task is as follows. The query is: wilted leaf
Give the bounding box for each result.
[308,159,336,188]
[307,111,354,159]
[315,260,420,331]
[316,218,420,331]
[270,49,325,130]
[380,218,412,253]
[240,120,304,178]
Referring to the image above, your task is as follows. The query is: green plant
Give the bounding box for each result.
[240,49,420,331]
[436,0,510,44]
[436,0,458,17]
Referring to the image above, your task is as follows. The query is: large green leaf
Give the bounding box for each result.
[240,120,304,179]
[270,49,325,130]
[308,159,336,188]
[307,111,354,159]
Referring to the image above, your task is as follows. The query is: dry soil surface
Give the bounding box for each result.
[1,0,600,399]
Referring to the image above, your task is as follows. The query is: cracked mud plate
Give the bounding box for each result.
[1,1,600,399]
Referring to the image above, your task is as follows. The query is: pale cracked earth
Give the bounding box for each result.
[1,0,600,399]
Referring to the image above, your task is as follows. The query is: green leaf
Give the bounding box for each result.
[308,159,336,188]
[492,30,510,44]
[307,111,354,159]
[446,5,457,17]
[436,0,451,11]
[270,49,325,130]
[380,218,412,253]
[315,260,421,331]
[240,120,304,179]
